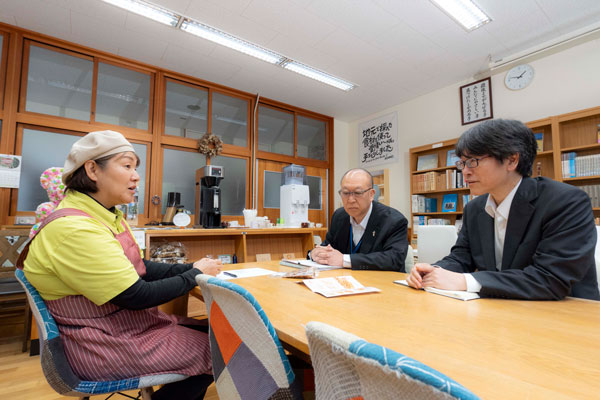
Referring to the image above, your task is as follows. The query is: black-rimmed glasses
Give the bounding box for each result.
[455,155,490,170]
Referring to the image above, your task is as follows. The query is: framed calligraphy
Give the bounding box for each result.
[358,112,398,167]
[460,77,493,125]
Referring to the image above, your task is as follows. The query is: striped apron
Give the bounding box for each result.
[21,208,212,381]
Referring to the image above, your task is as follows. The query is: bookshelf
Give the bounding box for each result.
[372,168,390,205]
[409,105,600,243]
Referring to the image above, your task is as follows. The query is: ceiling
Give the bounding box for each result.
[1,0,599,122]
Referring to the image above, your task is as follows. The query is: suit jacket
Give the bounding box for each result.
[321,201,408,272]
[436,177,600,300]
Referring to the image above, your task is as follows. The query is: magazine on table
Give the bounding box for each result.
[302,276,381,298]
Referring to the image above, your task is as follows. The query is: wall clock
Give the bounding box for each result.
[504,64,534,90]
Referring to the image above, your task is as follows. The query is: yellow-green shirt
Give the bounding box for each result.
[24,190,141,305]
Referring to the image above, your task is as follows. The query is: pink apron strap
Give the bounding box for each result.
[17,208,146,276]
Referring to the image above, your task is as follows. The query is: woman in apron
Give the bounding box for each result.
[22,130,221,400]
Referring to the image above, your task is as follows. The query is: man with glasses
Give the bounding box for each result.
[407,119,599,300]
[310,168,408,271]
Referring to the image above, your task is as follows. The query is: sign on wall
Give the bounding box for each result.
[358,112,398,167]
[460,77,493,125]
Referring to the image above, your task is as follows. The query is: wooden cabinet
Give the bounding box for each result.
[409,105,600,242]
[143,227,328,263]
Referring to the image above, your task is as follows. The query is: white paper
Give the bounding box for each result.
[303,276,381,298]
[217,267,275,280]
[280,259,342,271]
[394,280,479,301]
[0,154,22,188]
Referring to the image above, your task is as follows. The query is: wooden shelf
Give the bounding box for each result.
[410,105,600,239]
[413,187,469,195]
[413,212,462,216]
[412,165,457,174]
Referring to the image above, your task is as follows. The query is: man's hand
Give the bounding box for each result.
[406,263,467,291]
[193,258,223,276]
[311,245,344,267]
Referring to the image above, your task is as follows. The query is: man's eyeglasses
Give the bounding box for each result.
[455,155,490,170]
[338,188,373,199]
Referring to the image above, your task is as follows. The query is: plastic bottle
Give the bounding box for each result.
[232,254,237,264]
[127,188,138,226]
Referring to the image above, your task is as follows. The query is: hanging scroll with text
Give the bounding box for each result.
[358,112,398,167]
[460,77,493,125]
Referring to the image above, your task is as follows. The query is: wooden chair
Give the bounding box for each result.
[0,228,32,352]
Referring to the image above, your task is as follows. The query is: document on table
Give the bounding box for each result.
[280,258,342,271]
[302,276,380,298]
[394,279,480,301]
[217,268,275,280]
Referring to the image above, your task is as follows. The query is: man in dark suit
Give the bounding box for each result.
[310,168,408,271]
[407,119,600,300]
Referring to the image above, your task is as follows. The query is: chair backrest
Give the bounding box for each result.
[0,229,30,279]
[305,321,480,400]
[595,226,600,290]
[196,274,300,400]
[14,269,186,397]
[417,225,458,264]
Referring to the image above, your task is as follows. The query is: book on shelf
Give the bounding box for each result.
[561,152,600,178]
[442,194,458,212]
[416,153,438,171]
[446,149,460,167]
[427,218,451,225]
[411,195,437,213]
[534,132,544,152]
[462,194,472,207]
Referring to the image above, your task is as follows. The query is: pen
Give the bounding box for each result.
[223,271,238,278]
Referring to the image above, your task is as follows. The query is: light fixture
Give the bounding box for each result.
[489,20,600,70]
[98,0,357,91]
[430,0,491,31]
[282,60,356,91]
[100,0,181,27]
[180,19,285,65]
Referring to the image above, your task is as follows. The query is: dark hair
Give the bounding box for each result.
[66,152,140,194]
[455,119,537,177]
[340,168,374,188]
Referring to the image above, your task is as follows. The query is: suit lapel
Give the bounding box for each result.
[358,202,379,253]
[477,198,496,270]
[502,178,536,270]
[338,215,352,254]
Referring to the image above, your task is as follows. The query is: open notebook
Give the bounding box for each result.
[394,279,479,301]
[280,258,342,271]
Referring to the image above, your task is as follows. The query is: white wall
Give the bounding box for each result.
[335,37,600,221]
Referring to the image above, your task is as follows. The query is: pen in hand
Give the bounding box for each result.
[223,271,238,278]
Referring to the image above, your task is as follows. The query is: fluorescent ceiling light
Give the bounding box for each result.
[430,0,491,31]
[181,19,285,65]
[101,0,181,27]
[282,61,356,91]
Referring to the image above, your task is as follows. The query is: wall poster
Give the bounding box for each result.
[358,112,398,167]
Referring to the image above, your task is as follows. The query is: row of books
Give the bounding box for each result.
[561,152,600,178]
[413,170,465,192]
[579,185,600,208]
[412,216,452,233]
[412,194,473,213]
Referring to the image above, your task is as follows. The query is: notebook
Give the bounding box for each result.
[394,279,479,301]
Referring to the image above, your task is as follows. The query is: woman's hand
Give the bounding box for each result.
[193,258,223,276]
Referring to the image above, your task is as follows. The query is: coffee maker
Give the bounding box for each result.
[195,165,224,228]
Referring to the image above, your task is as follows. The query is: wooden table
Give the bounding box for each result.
[191,261,600,400]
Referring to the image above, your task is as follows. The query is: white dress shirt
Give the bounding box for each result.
[342,203,373,268]
[464,179,522,292]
